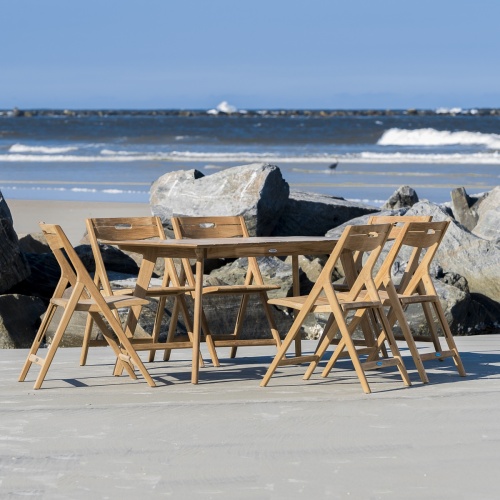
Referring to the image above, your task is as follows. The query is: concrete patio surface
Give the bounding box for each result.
[1,336,499,499]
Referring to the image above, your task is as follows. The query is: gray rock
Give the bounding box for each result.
[451,187,479,231]
[0,190,13,224]
[18,232,50,254]
[382,185,419,209]
[272,190,378,236]
[405,201,500,302]
[150,164,290,236]
[0,191,31,293]
[472,186,500,241]
[0,294,46,348]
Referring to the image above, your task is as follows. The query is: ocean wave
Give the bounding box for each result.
[357,151,500,164]
[378,128,500,149]
[9,143,79,154]
[2,150,500,164]
[4,185,148,195]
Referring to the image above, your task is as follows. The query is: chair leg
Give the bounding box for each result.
[374,307,411,387]
[229,295,249,359]
[162,296,178,362]
[95,311,156,387]
[386,303,429,384]
[19,303,57,382]
[80,314,94,366]
[163,295,206,368]
[33,302,77,390]
[149,296,167,362]
[303,315,338,380]
[432,300,467,376]
[260,310,308,387]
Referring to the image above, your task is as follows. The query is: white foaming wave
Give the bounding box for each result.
[9,143,78,154]
[357,151,500,164]
[378,128,500,149]
[2,150,500,164]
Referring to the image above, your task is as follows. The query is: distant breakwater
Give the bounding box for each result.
[2,107,500,118]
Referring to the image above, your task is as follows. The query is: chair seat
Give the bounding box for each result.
[202,284,280,295]
[105,285,195,297]
[269,292,382,313]
[51,294,149,311]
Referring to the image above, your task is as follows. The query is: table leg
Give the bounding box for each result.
[191,250,205,384]
[292,255,301,357]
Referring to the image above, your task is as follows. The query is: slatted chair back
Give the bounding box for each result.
[19,224,155,389]
[171,215,281,360]
[83,216,200,366]
[87,216,179,293]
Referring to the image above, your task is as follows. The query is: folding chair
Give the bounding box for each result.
[368,216,466,378]
[18,224,156,389]
[171,215,281,364]
[261,223,411,394]
[82,216,207,366]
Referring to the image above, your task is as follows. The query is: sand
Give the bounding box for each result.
[2,337,500,498]
[8,199,152,245]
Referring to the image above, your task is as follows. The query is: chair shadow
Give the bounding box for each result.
[29,344,500,391]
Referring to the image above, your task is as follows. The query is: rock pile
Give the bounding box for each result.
[1,164,499,349]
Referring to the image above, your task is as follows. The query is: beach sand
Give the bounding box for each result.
[8,199,152,245]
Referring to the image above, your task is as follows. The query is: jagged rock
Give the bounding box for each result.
[18,232,50,253]
[382,185,419,209]
[150,164,290,236]
[0,190,13,223]
[472,186,500,241]
[272,190,378,237]
[0,191,31,293]
[451,187,479,230]
[0,294,46,348]
[405,201,500,302]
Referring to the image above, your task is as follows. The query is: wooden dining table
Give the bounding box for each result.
[105,236,339,384]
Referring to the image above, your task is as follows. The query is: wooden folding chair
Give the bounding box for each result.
[324,215,433,382]
[171,215,281,364]
[368,217,466,378]
[82,216,207,367]
[18,224,156,389]
[261,223,411,394]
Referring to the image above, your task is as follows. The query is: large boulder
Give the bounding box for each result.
[472,186,500,241]
[271,190,378,236]
[150,164,290,236]
[0,294,46,348]
[0,191,31,292]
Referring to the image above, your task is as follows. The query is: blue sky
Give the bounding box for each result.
[1,0,499,110]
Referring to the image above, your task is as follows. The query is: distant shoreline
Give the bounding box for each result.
[1,107,498,118]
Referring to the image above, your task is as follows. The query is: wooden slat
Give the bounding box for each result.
[277,355,317,366]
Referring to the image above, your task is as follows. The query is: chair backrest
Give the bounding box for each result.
[172,215,248,239]
[171,215,263,286]
[395,220,450,297]
[86,216,180,293]
[368,214,432,240]
[316,223,392,305]
[40,223,113,310]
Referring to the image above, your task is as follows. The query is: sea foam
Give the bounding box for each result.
[9,143,78,154]
[378,128,500,149]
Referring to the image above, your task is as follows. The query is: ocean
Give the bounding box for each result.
[1,108,499,207]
